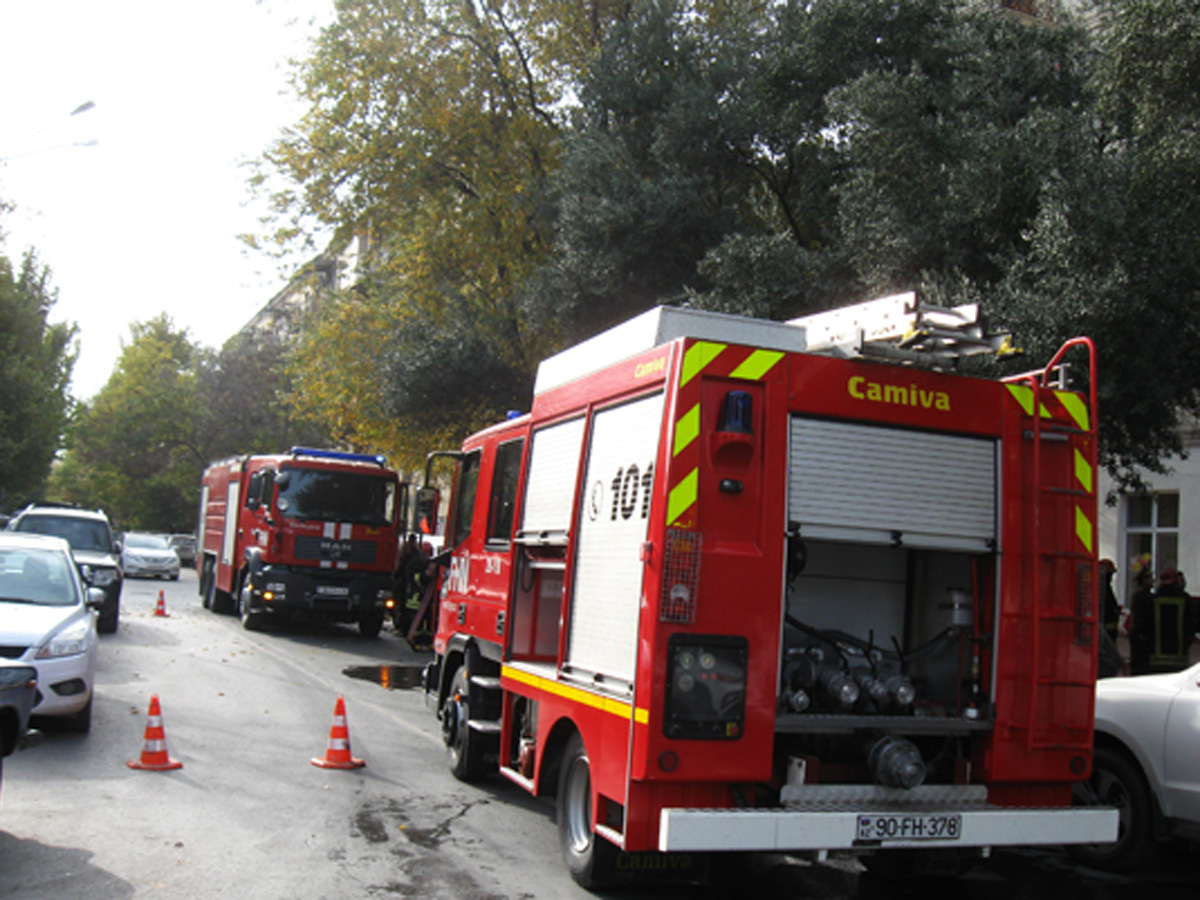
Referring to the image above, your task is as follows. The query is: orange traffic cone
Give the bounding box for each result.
[153,589,169,617]
[127,694,183,771]
[311,695,365,769]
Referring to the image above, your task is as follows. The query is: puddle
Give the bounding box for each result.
[343,664,426,690]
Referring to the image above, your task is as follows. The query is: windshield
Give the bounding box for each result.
[15,515,112,552]
[125,533,170,549]
[0,548,79,606]
[276,468,396,526]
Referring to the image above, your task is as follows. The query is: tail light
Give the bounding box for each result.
[660,529,702,623]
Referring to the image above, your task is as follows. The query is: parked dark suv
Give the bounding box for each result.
[6,505,123,633]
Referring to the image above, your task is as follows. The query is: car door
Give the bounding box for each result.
[1162,664,1200,822]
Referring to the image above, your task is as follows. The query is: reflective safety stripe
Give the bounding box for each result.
[503,665,649,724]
[674,404,700,457]
[730,349,784,381]
[1056,390,1090,432]
[668,469,698,527]
[681,341,726,387]
[1076,507,1094,553]
[1074,448,1093,493]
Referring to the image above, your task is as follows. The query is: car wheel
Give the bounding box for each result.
[557,731,617,889]
[63,694,93,734]
[1070,744,1156,871]
[98,604,119,635]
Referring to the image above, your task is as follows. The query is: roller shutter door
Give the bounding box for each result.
[789,418,996,552]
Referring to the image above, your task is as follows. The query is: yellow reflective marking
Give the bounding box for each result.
[1057,391,1090,432]
[1076,507,1094,553]
[1007,384,1034,416]
[681,341,726,387]
[730,349,784,381]
[667,468,698,525]
[502,665,648,724]
[674,404,700,457]
[1074,448,1093,494]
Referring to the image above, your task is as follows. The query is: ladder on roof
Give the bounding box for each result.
[790,292,1018,368]
[1002,337,1099,754]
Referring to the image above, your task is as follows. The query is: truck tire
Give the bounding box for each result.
[359,614,384,639]
[442,667,486,782]
[557,732,617,889]
[1069,744,1156,872]
[237,579,264,632]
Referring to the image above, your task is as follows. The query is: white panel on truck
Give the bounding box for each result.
[222,480,240,566]
[567,392,665,684]
[520,416,586,539]
[789,418,996,551]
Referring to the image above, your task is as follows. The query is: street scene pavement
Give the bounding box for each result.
[2,572,1198,899]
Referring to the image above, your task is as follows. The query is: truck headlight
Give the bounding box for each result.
[663,635,748,740]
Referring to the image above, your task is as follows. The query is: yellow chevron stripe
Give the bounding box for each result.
[730,349,784,381]
[1057,391,1090,432]
[503,665,649,724]
[674,403,700,457]
[667,468,698,526]
[1076,506,1094,553]
[1007,384,1034,416]
[681,341,726,387]
[1074,448,1094,494]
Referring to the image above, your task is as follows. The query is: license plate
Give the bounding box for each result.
[315,585,350,597]
[855,813,962,843]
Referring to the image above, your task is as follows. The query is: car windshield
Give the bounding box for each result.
[15,515,111,552]
[276,469,396,526]
[125,533,170,550]
[0,548,78,606]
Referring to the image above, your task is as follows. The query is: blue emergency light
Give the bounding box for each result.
[289,446,387,467]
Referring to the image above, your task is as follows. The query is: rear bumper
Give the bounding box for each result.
[658,788,1118,853]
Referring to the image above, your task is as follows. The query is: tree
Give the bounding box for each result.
[0,249,76,508]
[56,316,205,531]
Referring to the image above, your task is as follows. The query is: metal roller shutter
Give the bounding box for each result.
[519,416,586,539]
[789,418,997,551]
[568,392,665,684]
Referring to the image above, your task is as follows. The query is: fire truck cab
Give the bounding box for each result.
[422,296,1118,887]
[197,447,405,637]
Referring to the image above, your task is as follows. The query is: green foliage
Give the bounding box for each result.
[55,316,203,530]
[252,0,1200,487]
[0,250,76,508]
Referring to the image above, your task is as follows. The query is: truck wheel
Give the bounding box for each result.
[442,667,485,782]
[359,615,384,639]
[557,732,617,889]
[1069,745,1156,872]
[238,581,264,632]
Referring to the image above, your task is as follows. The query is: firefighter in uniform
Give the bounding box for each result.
[1127,554,1155,675]
[1131,562,1196,674]
[1097,558,1124,678]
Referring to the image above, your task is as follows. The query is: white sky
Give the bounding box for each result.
[0,0,335,401]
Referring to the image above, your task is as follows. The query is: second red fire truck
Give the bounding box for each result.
[419,294,1118,887]
[197,447,405,637]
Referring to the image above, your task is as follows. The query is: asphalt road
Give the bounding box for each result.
[2,571,1199,899]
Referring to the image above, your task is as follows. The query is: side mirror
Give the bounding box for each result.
[415,487,440,535]
[275,471,291,490]
[86,587,107,609]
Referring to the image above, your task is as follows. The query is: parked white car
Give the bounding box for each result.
[1071,663,1200,870]
[0,533,102,732]
[121,532,181,580]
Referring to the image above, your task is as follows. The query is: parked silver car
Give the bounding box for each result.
[121,533,181,580]
[1071,663,1200,870]
[0,533,102,733]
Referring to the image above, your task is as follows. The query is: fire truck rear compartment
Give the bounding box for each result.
[775,416,999,793]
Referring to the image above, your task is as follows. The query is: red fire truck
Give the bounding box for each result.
[419,295,1118,886]
[197,447,405,637]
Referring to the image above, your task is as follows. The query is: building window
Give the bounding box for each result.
[1124,492,1180,597]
